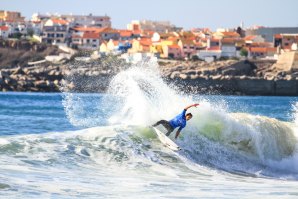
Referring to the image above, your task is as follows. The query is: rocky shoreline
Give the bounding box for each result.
[1,57,298,95]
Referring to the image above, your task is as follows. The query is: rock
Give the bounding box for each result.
[185,70,197,76]
[239,75,247,80]
[190,74,199,79]
[34,80,47,89]
[179,74,188,80]
[221,60,257,76]
[222,68,237,76]
[11,67,24,75]
[0,70,10,78]
[285,75,293,81]
[211,75,222,80]
[54,80,59,86]
[170,71,180,79]
[266,76,275,81]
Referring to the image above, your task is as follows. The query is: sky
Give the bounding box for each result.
[1,0,298,30]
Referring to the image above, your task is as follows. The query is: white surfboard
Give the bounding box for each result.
[152,127,181,151]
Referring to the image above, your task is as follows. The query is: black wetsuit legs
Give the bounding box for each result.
[153,120,174,136]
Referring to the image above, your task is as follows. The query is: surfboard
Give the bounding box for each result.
[152,127,181,151]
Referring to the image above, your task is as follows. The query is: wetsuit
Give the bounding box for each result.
[153,109,187,136]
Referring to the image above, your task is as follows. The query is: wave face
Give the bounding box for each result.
[61,56,298,178]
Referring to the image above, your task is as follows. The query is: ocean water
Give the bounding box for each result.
[1,58,298,198]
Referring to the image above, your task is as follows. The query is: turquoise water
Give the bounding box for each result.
[0,92,296,135]
[0,59,298,198]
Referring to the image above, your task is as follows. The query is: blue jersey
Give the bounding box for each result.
[169,109,187,131]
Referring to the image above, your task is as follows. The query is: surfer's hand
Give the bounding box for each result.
[193,103,199,107]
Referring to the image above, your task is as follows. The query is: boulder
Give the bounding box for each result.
[170,71,180,79]
[220,60,257,76]
[179,74,188,80]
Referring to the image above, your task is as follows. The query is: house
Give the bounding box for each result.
[61,14,111,28]
[178,39,200,58]
[248,47,276,58]
[213,31,240,40]
[0,26,9,39]
[220,38,237,57]
[206,38,220,49]
[129,38,152,53]
[274,34,298,50]
[244,35,265,46]
[100,27,120,41]
[118,30,133,41]
[139,38,152,52]
[99,39,131,54]
[0,11,25,22]
[39,18,70,45]
[162,44,182,59]
[71,26,119,46]
[246,26,298,42]
[127,20,178,33]
[197,47,222,61]
[72,32,100,50]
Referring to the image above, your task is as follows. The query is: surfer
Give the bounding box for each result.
[152,104,199,139]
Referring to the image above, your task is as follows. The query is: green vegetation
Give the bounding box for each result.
[240,48,248,57]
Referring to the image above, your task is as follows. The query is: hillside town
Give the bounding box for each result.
[1,10,298,61]
[1,10,298,95]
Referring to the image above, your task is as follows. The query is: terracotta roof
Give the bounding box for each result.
[0,26,9,31]
[118,30,132,37]
[51,18,69,25]
[142,30,155,37]
[207,46,221,51]
[221,32,240,37]
[180,39,195,45]
[139,38,152,46]
[244,35,257,41]
[132,30,141,35]
[221,38,236,44]
[101,28,119,33]
[210,38,220,42]
[72,26,107,33]
[83,32,100,39]
[249,47,267,53]
[250,42,272,47]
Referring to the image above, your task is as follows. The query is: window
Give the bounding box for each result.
[93,39,97,42]
[87,39,90,43]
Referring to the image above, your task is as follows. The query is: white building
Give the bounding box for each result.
[127,20,178,32]
[0,26,9,38]
[61,14,111,28]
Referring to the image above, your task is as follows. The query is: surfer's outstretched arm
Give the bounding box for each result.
[184,103,199,110]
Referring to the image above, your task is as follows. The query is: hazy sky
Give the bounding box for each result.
[1,0,298,30]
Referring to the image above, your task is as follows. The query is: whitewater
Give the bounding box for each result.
[0,57,298,198]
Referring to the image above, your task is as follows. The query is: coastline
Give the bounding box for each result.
[1,58,298,96]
